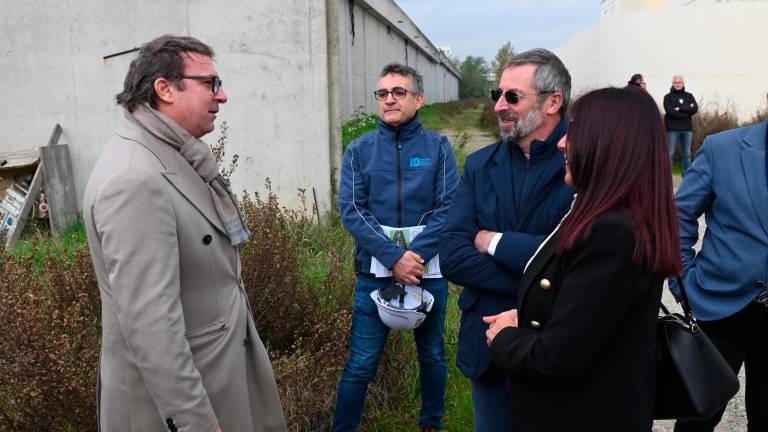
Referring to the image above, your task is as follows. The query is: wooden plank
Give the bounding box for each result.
[47,124,63,147]
[5,162,43,251]
[0,148,40,169]
[40,144,78,233]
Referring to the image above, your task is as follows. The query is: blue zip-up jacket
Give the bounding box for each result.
[339,114,459,274]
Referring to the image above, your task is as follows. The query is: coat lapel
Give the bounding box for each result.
[517,230,558,307]
[740,123,768,237]
[116,121,227,236]
[488,143,518,228]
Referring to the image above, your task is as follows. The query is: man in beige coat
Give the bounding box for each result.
[83,35,287,432]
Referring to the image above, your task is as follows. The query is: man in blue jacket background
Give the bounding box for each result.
[439,49,574,431]
[333,63,458,432]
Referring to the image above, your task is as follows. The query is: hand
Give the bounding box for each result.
[474,230,497,254]
[483,309,518,346]
[392,251,424,285]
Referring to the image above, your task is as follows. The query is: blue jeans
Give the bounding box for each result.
[470,366,517,432]
[332,276,448,431]
[668,130,693,173]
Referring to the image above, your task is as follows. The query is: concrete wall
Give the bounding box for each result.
[557,2,768,121]
[337,0,460,118]
[0,0,458,214]
[2,0,332,211]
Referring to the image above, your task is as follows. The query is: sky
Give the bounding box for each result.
[393,0,601,63]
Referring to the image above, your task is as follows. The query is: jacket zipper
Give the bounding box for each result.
[518,154,531,222]
[396,131,402,227]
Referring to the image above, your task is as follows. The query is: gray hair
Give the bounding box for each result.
[505,48,571,116]
[116,35,215,112]
[379,63,424,94]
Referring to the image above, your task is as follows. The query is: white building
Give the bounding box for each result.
[564,0,768,120]
[0,0,459,213]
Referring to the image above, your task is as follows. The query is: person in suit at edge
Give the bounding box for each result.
[669,118,768,431]
[82,35,287,432]
[484,87,682,431]
[438,48,575,431]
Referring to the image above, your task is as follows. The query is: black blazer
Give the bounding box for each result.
[491,212,662,432]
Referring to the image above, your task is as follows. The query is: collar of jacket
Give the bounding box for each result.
[377,113,422,142]
[507,116,567,162]
[670,86,686,93]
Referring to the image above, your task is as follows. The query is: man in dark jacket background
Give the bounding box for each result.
[334,63,458,432]
[664,75,698,172]
[439,48,575,431]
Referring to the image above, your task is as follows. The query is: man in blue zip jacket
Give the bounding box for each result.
[439,49,575,431]
[334,63,459,432]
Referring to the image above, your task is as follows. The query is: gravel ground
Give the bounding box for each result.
[653,175,747,432]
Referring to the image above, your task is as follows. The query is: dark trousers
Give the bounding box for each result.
[674,301,768,432]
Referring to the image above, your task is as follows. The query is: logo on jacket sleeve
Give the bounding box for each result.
[409,157,432,168]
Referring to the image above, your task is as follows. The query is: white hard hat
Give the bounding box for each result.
[370,284,434,331]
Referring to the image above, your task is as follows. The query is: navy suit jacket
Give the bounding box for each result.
[440,121,574,379]
[669,120,768,320]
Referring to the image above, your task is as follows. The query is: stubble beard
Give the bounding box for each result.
[499,108,544,144]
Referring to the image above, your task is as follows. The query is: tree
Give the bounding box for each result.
[491,41,515,86]
[459,55,490,99]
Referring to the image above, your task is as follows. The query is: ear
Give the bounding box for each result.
[415,93,425,110]
[544,93,563,116]
[154,77,176,105]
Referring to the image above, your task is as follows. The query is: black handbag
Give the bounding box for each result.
[654,277,740,419]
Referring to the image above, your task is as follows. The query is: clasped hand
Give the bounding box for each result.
[483,309,518,347]
[393,250,424,285]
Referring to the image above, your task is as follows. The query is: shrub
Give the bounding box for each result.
[0,240,100,431]
[478,99,500,139]
[690,102,740,157]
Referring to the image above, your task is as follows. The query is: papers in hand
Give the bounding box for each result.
[370,225,442,278]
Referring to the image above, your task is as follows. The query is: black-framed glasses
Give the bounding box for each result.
[491,88,555,105]
[179,75,223,95]
[373,87,418,101]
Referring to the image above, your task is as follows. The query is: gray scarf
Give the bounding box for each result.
[126,104,251,246]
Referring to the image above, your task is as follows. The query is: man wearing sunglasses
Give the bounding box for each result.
[439,49,575,431]
[82,35,286,432]
[335,63,459,432]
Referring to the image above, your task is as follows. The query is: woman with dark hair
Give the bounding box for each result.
[483,87,681,431]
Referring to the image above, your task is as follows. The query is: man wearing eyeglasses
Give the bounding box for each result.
[82,35,286,432]
[439,49,575,431]
[335,63,459,432]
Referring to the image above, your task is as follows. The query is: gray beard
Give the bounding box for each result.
[499,108,544,144]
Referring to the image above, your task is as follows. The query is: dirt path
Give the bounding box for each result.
[440,127,497,153]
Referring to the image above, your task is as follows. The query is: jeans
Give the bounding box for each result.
[668,130,693,173]
[332,276,448,431]
[674,302,768,432]
[470,365,517,432]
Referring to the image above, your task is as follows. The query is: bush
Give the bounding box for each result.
[478,99,500,139]
[0,182,416,431]
[689,102,740,158]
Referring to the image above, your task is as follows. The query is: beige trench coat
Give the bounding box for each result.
[83,117,287,432]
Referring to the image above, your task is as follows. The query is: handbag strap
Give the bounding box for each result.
[659,276,698,327]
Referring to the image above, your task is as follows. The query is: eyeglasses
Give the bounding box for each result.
[179,75,223,95]
[491,88,555,105]
[373,87,418,101]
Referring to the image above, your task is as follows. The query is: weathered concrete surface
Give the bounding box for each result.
[0,0,458,214]
[557,2,768,122]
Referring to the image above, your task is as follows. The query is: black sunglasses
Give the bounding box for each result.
[179,75,223,95]
[491,88,554,105]
[373,87,418,101]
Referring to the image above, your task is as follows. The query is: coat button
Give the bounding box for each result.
[530,320,542,329]
[202,234,212,245]
[539,278,552,290]
[756,281,766,289]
